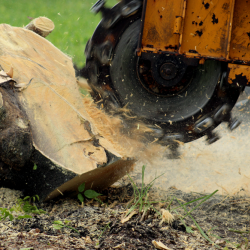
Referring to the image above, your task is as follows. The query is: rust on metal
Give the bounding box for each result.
[174,16,183,34]
[140,0,236,58]
[139,0,250,85]
[180,0,235,59]
[141,0,185,52]
[228,64,250,85]
[140,0,250,65]
[229,0,250,62]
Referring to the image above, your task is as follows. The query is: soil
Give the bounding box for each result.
[0,178,250,250]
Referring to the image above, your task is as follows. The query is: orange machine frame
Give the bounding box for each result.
[139,0,250,86]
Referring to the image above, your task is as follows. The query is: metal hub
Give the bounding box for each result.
[137,53,194,96]
[160,63,177,80]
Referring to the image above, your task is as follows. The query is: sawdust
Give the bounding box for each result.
[1,185,249,249]
[80,84,166,165]
[160,209,175,225]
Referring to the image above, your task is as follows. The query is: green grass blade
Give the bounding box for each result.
[127,174,140,196]
[146,173,165,188]
[183,190,218,219]
[141,165,145,197]
[65,225,80,234]
[228,228,249,234]
[211,234,239,248]
[126,203,138,217]
[53,224,63,230]
[53,220,64,225]
[175,198,218,247]
[142,173,165,199]
[139,166,146,212]
[189,213,215,245]
[167,196,174,211]
[173,193,217,211]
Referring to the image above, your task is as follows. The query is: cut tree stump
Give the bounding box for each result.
[0,19,136,201]
[25,17,54,38]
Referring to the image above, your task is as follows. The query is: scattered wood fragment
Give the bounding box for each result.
[76,77,91,91]
[152,240,173,250]
[6,66,13,78]
[159,209,174,225]
[84,236,93,244]
[113,242,126,248]
[121,210,138,223]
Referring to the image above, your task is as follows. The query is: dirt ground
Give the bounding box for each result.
[0,177,250,250]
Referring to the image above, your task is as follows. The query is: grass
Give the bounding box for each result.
[126,166,224,248]
[125,165,167,221]
[0,0,118,68]
[53,220,80,234]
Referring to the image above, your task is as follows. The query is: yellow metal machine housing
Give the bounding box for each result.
[139,0,250,86]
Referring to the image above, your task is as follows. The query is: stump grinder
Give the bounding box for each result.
[83,0,249,145]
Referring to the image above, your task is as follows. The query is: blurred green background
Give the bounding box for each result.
[0,0,117,69]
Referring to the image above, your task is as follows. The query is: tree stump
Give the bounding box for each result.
[0,20,136,201]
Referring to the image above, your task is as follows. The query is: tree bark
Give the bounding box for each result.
[0,87,33,168]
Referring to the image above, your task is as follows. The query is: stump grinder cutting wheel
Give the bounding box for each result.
[83,0,250,145]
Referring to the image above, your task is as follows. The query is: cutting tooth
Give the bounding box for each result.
[87,61,98,85]
[121,0,142,16]
[206,131,220,144]
[228,117,241,131]
[84,39,93,59]
[94,41,113,65]
[194,117,214,133]
[91,0,121,29]
[214,104,231,123]
[91,0,106,14]
[159,133,184,145]
[213,104,241,131]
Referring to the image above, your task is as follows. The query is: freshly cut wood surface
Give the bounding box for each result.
[0,23,99,174]
[25,17,54,37]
